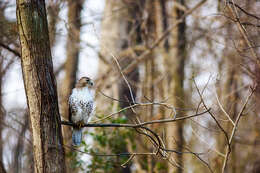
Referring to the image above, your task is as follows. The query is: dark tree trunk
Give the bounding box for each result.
[16,0,66,172]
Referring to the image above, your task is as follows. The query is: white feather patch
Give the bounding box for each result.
[69,86,94,124]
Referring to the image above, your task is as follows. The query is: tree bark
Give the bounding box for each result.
[165,0,186,172]
[16,0,66,172]
[47,1,61,48]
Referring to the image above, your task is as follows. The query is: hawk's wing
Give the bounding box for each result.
[81,100,94,124]
[68,98,77,123]
[80,100,94,116]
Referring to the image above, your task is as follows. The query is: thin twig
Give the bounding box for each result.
[99,90,193,111]
[191,125,225,157]
[227,2,259,68]
[184,147,214,173]
[111,53,136,104]
[221,86,255,172]
[228,1,260,20]
[215,89,235,126]
[121,154,136,168]
[90,101,176,123]
[193,78,231,153]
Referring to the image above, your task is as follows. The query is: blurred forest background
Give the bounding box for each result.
[0,0,260,173]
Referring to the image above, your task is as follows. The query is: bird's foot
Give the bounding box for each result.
[77,121,85,128]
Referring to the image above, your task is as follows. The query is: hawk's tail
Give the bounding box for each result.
[72,128,82,146]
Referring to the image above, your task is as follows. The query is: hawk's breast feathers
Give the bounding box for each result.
[69,86,94,124]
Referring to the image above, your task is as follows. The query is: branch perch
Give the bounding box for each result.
[61,109,210,128]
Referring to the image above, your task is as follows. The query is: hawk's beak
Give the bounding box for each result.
[90,82,94,86]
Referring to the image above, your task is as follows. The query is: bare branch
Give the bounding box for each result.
[215,89,235,126]
[90,100,177,123]
[191,126,225,157]
[63,109,210,128]
[0,43,20,57]
[192,78,231,153]
[121,154,136,168]
[228,1,260,20]
[221,86,255,172]
[226,2,259,67]
[61,108,210,166]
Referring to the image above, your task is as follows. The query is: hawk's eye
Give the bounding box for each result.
[86,79,89,82]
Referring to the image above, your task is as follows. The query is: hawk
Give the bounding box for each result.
[69,77,94,146]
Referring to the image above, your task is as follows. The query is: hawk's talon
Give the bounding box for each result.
[76,121,85,128]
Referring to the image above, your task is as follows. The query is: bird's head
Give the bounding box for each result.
[75,77,94,89]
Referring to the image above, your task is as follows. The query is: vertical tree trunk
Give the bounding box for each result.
[59,0,82,171]
[13,114,29,173]
[0,4,10,172]
[47,1,61,48]
[16,0,66,172]
[0,16,4,173]
[140,2,157,172]
[0,66,5,173]
[165,0,186,172]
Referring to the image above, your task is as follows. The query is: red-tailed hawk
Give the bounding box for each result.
[69,77,94,146]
